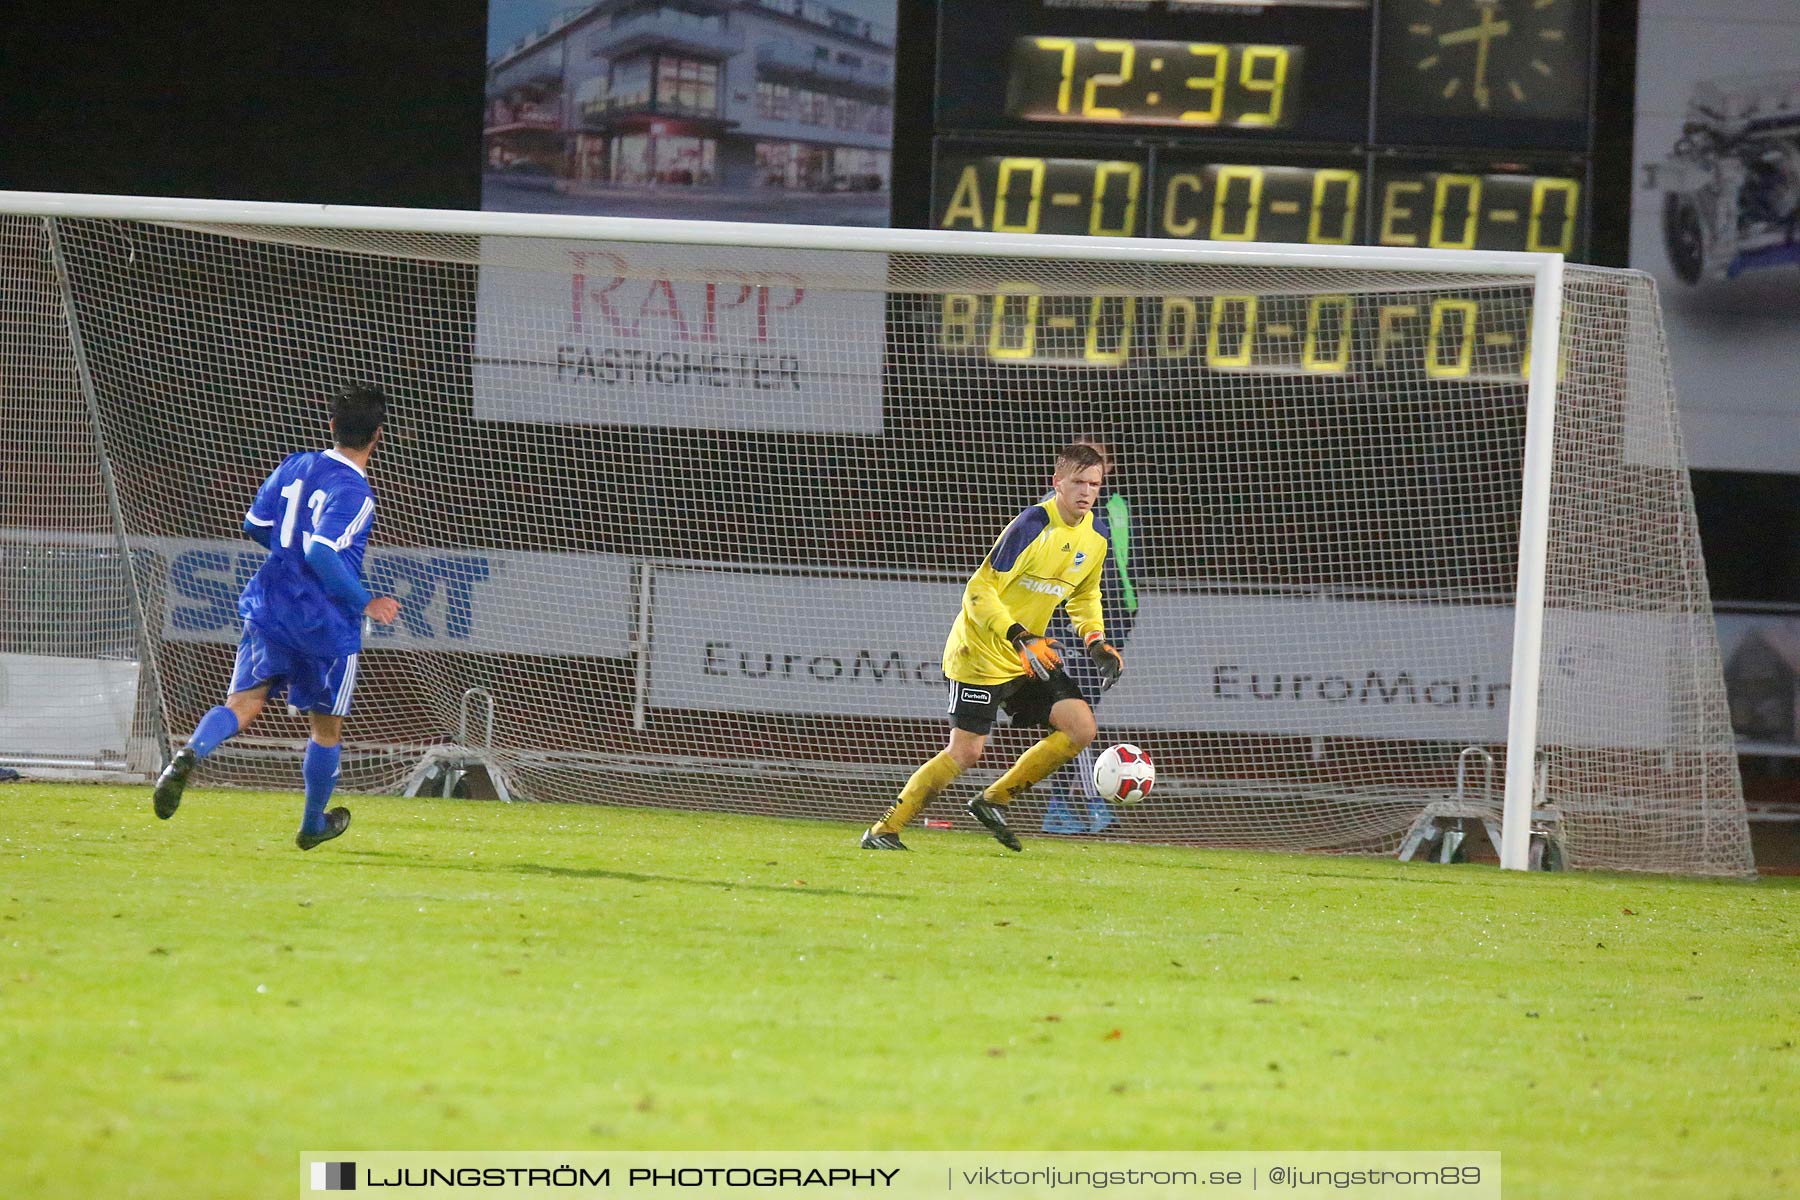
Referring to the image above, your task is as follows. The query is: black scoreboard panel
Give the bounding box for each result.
[920,0,1598,260]
[867,1,1628,616]
[932,140,1588,258]
[938,0,1594,151]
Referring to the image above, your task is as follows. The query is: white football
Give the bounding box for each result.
[1093,743,1155,805]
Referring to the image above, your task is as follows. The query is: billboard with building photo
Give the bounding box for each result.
[483,0,895,226]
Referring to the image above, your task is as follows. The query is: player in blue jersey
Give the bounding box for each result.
[151,385,400,849]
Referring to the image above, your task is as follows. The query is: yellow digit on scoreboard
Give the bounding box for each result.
[1427,175,1482,250]
[1210,166,1265,241]
[1307,169,1359,245]
[989,285,1043,360]
[1425,298,1478,377]
[1379,180,1423,246]
[1527,177,1580,255]
[1237,46,1289,127]
[1090,162,1142,237]
[1084,295,1136,365]
[940,294,979,349]
[1081,40,1135,120]
[993,158,1046,234]
[1207,294,1259,368]
[1302,294,1353,373]
[1033,38,1077,115]
[1182,43,1229,124]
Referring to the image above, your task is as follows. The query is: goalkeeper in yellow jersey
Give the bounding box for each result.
[861,442,1125,852]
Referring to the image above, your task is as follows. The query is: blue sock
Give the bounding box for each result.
[301,739,341,834]
[186,706,240,760]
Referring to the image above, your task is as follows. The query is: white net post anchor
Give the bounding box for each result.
[1527,756,1565,871]
[1397,746,1501,865]
[401,686,514,802]
[1396,747,1564,869]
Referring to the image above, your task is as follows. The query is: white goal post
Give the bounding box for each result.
[0,189,1754,875]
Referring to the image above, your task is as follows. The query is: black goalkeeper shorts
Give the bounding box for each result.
[945,670,1085,735]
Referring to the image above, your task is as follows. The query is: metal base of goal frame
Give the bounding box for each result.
[400,687,515,802]
[1396,747,1566,869]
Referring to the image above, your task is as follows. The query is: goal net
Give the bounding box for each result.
[0,193,1754,876]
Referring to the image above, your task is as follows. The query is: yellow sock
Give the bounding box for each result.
[873,751,963,834]
[984,731,1080,805]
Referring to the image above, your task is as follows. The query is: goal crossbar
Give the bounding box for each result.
[0,189,1561,276]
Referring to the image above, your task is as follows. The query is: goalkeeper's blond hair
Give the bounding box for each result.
[1054,441,1106,480]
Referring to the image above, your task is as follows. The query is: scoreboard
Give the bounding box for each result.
[868,0,1620,609]
[914,0,1596,258]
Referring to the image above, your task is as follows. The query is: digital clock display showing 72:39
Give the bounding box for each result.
[1008,36,1303,130]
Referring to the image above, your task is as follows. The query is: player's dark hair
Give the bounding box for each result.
[1054,441,1106,478]
[331,384,387,450]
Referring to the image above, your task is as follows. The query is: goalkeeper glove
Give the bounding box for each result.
[1084,633,1124,691]
[1006,623,1062,680]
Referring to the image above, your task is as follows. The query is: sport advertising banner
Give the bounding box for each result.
[156,538,635,656]
[1631,0,1800,472]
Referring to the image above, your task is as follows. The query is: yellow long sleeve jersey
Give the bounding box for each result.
[942,500,1110,685]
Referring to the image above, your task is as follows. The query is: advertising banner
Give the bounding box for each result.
[156,539,635,657]
[0,652,139,760]
[0,531,1696,750]
[1631,0,1800,471]
[1717,608,1800,753]
[482,0,897,228]
[472,239,887,433]
[648,570,951,718]
[647,569,1677,748]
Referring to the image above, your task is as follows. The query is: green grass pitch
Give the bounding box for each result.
[4,781,1797,1199]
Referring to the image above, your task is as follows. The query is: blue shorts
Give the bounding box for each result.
[228,623,359,716]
